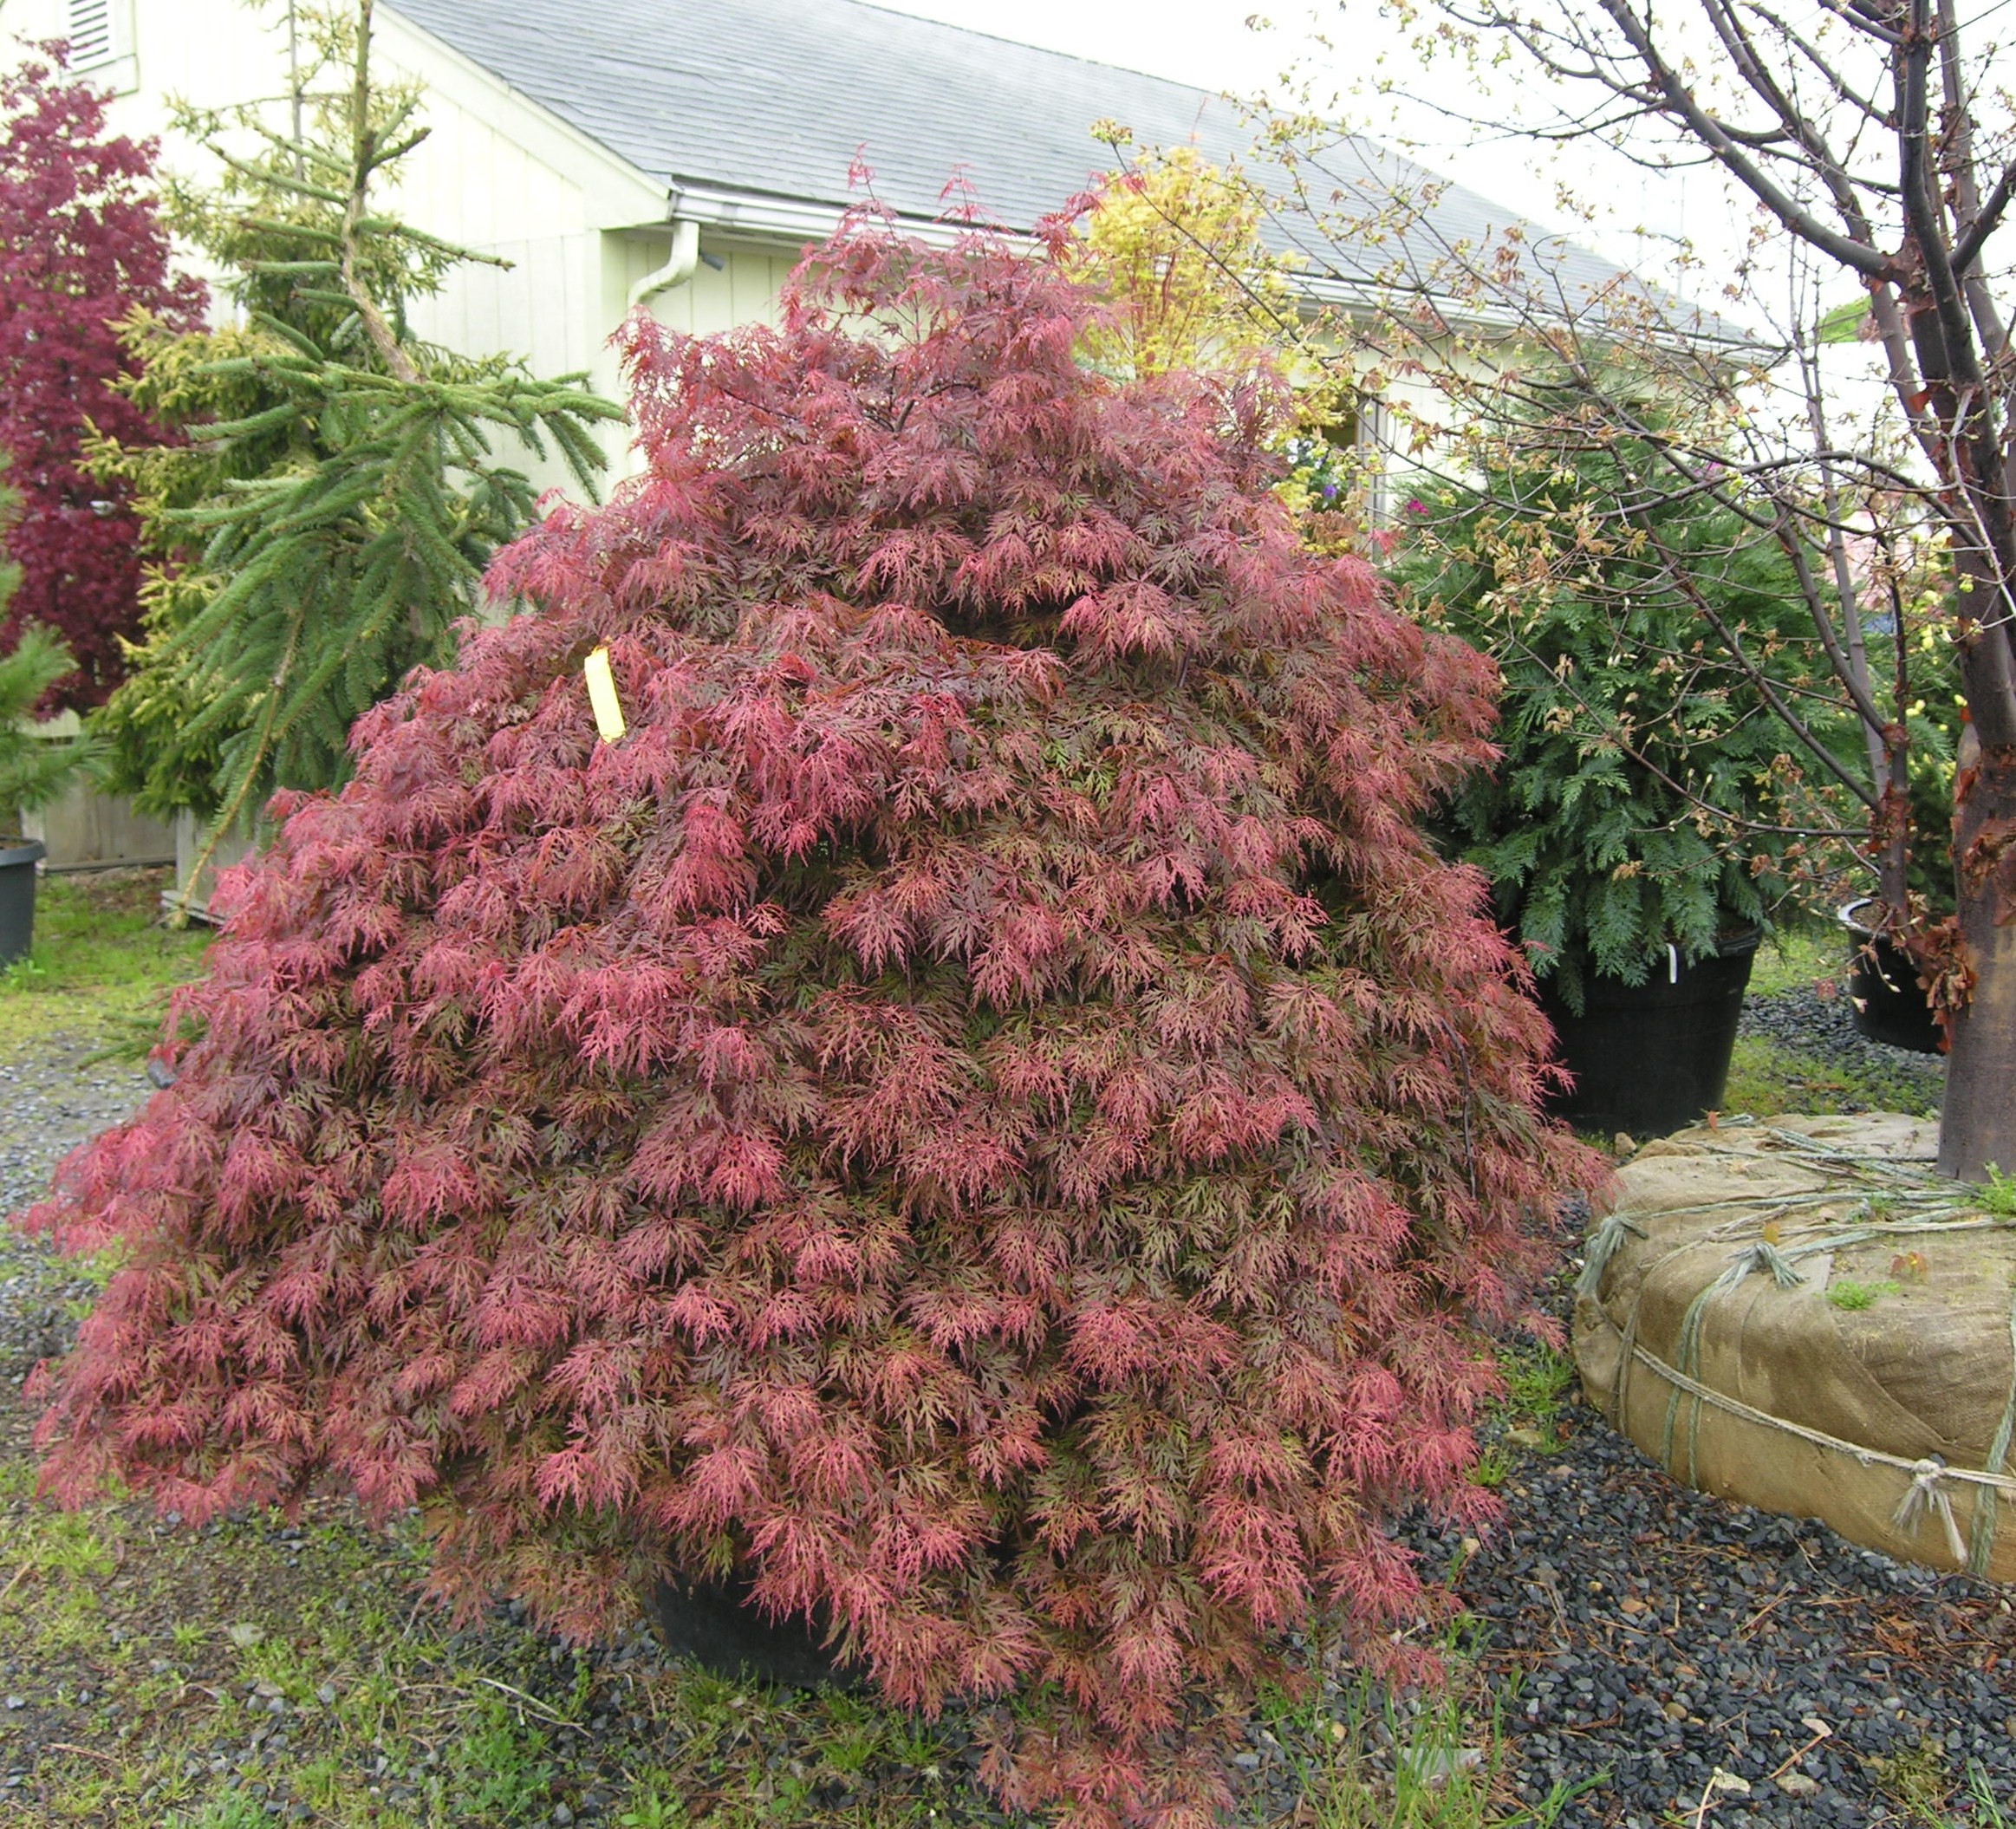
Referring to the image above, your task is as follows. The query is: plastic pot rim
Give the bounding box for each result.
[1837,899,1960,943]
[1553,924,1762,984]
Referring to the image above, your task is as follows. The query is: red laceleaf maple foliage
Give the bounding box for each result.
[28,220,1593,1823]
[0,46,204,711]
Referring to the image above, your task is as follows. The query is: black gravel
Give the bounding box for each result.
[1,1024,2008,1826]
[1402,1412,2016,1826]
[1404,987,2006,1826]
[0,1036,155,1391]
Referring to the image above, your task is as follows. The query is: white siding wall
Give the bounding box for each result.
[595,236,808,478]
[0,0,780,489]
[608,237,800,341]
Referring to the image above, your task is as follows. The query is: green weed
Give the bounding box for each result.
[1499,1340,1576,1429]
[1469,1442,1515,1488]
[1965,1757,2010,1827]
[1260,1642,1603,1827]
[9,1507,115,1581]
[1471,1337,1577,1483]
[445,1693,555,1823]
[1978,1164,2016,1220]
[290,1754,347,1813]
[1826,1279,1902,1312]
[177,1794,280,1828]
[1869,1735,1956,1824]
[618,1787,689,1829]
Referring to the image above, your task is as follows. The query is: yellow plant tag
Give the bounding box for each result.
[582,646,626,742]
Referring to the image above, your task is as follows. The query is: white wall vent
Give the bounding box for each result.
[66,0,120,68]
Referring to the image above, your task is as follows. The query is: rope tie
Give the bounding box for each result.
[1575,1211,1646,1299]
[1968,1280,2016,1576]
[1895,1458,1968,1566]
[1621,1342,2016,1525]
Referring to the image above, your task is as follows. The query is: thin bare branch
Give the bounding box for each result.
[1951,155,2016,273]
[1595,0,1893,274]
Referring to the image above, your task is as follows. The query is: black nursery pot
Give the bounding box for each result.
[0,837,46,969]
[650,1572,852,1690]
[1538,929,1760,1138]
[1838,901,1943,1055]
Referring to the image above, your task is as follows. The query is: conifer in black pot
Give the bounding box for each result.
[1390,379,1833,1136]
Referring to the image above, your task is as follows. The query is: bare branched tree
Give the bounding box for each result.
[1218,0,2013,1179]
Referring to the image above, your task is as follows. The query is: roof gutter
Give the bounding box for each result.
[628,217,701,309]
[652,181,1766,358]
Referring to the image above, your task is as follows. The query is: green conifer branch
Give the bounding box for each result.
[89,0,621,901]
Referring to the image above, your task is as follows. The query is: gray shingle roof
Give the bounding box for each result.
[393,0,1247,226]
[389,0,1735,338]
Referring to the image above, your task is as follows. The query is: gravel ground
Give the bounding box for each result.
[0,1035,158,1396]
[0,1034,153,1220]
[0,1013,2007,1826]
[1409,1400,2016,1826]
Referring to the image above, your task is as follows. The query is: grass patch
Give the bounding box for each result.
[1721,922,1943,1122]
[1746,924,1841,999]
[1825,1278,1902,1312]
[0,1423,984,1826]
[0,868,211,1051]
[1257,1634,1601,1826]
[1720,1033,1941,1123]
[1473,1340,1578,1487]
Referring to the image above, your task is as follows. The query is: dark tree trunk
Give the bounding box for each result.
[1940,739,2016,1181]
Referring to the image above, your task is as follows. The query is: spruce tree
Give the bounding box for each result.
[92,0,619,868]
[0,485,97,827]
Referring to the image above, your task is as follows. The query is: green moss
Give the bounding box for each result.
[1868,1735,1956,1826]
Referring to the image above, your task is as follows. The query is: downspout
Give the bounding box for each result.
[628,217,700,309]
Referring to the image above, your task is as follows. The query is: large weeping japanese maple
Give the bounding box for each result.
[30,223,1588,1823]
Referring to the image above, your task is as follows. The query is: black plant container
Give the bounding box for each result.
[649,1572,851,1689]
[1838,901,1943,1055]
[0,837,45,968]
[1538,929,1760,1138]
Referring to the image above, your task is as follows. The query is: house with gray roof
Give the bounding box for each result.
[5,0,1720,880]
[13,0,1688,480]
